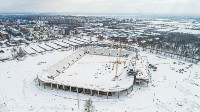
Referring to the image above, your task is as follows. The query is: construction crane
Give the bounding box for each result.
[78,37,124,82]
[115,36,123,80]
[78,58,124,81]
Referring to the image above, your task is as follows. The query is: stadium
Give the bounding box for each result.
[37,45,151,98]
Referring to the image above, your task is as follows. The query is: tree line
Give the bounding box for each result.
[138,32,200,64]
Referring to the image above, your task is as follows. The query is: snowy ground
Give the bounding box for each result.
[0,48,200,112]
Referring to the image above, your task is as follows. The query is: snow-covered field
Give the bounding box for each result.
[0,48,200,112]
[52,54,132,91]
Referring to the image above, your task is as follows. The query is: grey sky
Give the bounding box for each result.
[0,0,200,14]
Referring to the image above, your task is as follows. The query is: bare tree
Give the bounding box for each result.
[84,98,95,112]
[11,47,18,59]
[11,47,26,59]
[143,32,200,63]
[18,47,26,58]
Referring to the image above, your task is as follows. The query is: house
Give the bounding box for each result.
[0,31,9,40]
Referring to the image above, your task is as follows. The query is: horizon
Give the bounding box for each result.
[0,0,200,16]
[0,12,200,18]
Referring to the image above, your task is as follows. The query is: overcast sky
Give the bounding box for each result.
[0,0,200,15]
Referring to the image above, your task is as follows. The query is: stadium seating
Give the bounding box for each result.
[44,47,131,79]
[45,48,87,79]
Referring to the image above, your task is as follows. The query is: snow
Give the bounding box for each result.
[0,48,12,60]
[23,46,36,55]
[60,39,78,46]
[79,37,92,43]
[30,44,45,53]
[67,41,78,46]
[0,103,10,112]
[38,43,54,51]
[45,42,62,50]
[69,39,84,45]
[52,54,133,91]
[0,46,200,112]
[38,47,135,92]
[54,40,70,48]
[71,39,85,45]
[135,56,149,80]
[173,28,200,35]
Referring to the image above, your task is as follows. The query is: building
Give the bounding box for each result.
[62,27,70,35]
[0,31,9,40]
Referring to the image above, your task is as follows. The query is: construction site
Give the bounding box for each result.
[37,44,151,98]
[1,37,200,111]
[1,36,200,111]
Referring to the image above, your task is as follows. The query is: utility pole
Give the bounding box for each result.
[77,91,80,111]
